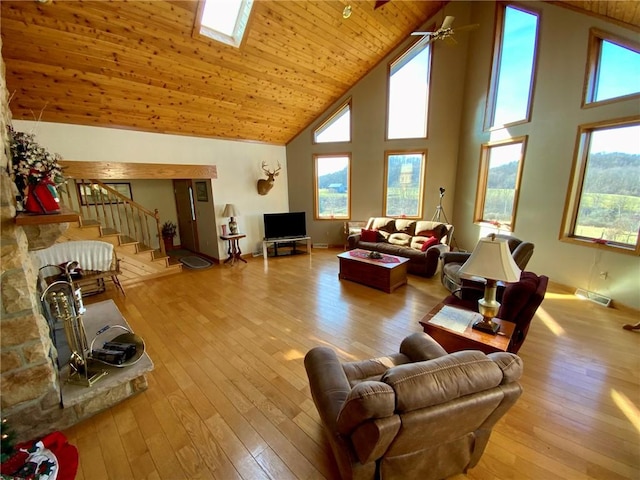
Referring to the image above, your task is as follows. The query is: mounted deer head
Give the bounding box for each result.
[257,161,281,195]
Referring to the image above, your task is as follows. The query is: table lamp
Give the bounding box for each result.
[457,234,521,334]
[222,204,240,235]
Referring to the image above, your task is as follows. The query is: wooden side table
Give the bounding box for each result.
[220,234,247,265]
[419,302,515,354]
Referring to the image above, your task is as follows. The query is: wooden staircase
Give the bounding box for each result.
[56,178,183,286]
[61,215,182,287]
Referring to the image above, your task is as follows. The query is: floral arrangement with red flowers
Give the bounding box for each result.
[8,126,65,196]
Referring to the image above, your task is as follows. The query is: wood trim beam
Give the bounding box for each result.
[60,160,217,180]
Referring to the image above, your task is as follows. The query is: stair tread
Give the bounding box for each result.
[81,219,101,227]
[101,228,120,236]
[119,235,137,245]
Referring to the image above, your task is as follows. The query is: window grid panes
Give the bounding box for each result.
[488,5,539,128]
[314,101,351,143]
[566,121,640,251]
[314,155,350,220]
[475,139,526,231]
[384,152,426,218]
[585,31,640,105]
[387,39,431,139]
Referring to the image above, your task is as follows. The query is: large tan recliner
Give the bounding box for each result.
[304,333,523,480]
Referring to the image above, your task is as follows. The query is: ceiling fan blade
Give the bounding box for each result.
[441,16,455,30]
[444,36,458,46]
[374,0,390,9]
[411,31,435,36]
[454,23,480,33]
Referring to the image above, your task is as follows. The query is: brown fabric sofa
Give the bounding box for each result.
[304,333,523,480]
[347,217,454,278]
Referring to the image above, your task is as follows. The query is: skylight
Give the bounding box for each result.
[199,0,253,48]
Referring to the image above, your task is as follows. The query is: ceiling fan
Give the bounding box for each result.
[411,16,479,45]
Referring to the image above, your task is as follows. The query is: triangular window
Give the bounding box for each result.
[314,100,351,144]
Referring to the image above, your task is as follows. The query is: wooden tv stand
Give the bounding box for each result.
[262,236,311,259]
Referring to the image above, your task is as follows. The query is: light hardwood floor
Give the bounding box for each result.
[65,249,640,480]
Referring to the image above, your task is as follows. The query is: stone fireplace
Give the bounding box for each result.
[0,50,67,441]
[0,46,150,442]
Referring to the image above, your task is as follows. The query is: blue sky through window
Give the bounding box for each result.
[492,6,538,126]
[595,40,640,102]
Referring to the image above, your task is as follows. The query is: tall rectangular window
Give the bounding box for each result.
[474,137,527,231]
[383,151,426,218]
[314,155,350,220]
[562,119,640,253]
[584,29,640,106]
[387,38,431,139]
[486,4,539,128]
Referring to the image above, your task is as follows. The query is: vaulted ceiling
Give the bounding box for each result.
[1,1,639,146]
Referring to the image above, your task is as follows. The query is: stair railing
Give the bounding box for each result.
[62,179,166,256]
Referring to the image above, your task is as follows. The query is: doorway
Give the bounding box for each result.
[173,179,199,253]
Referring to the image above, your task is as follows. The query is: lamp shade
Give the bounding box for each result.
[222,204,240,217]
[458,236,521,282]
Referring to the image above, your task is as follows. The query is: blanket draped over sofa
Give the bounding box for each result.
[347,217,453,278]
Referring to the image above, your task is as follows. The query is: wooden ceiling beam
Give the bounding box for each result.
[60,160,218,180]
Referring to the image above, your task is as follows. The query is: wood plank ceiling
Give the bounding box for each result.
[1,1,639,146]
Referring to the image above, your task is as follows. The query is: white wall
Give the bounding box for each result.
[13,120,288,257]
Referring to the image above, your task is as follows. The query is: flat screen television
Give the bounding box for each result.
[264,212,307,240]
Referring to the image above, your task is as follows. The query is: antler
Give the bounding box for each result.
[261,161,282,175]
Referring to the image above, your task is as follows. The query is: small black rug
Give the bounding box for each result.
[179,255,213,269]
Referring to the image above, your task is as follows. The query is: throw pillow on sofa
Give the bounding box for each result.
[388,232,412,246]
[361,229,380,242]
[416,224,446,242]
[420,236,439,251]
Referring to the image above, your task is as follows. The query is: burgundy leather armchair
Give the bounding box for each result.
[441,234,534,293]
[304,333,523,480]
[443,271,549,354]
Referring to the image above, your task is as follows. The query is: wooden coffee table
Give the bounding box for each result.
[337,249,409,293]
[419,302,515,354]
